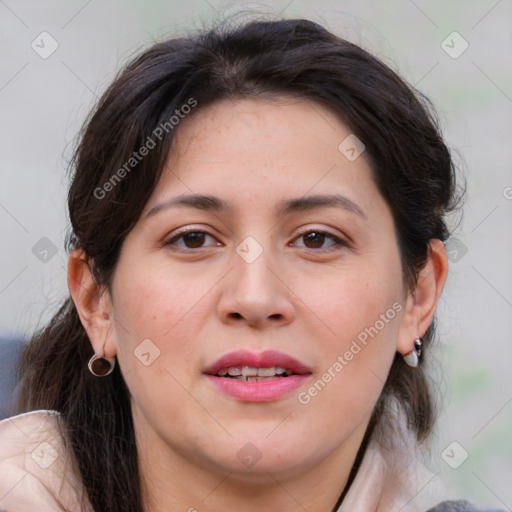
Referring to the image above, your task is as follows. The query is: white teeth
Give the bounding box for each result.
[257,367,277,377]
[219,366,294,377]
[231,375,281,381]
[241,366,258,377]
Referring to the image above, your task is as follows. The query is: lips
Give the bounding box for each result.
[203,349,312,377]
[203,349,312,402]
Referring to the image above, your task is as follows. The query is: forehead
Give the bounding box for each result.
[142,96,382,220]
[170,96,348,161]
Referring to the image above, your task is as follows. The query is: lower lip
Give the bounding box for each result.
[204,374,310,402]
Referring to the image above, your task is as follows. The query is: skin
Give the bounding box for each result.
[68,96,448,512]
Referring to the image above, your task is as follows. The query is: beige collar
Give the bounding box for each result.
[339,414,443,512]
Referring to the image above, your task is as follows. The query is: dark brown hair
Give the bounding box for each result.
[16,17,462,512]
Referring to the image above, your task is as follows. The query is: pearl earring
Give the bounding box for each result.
[403,337,422,368]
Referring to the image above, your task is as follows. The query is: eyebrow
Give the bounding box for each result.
[145,193,366,219]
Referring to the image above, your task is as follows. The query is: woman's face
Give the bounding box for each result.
[107,97,413,479]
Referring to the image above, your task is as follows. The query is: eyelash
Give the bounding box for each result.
[163,227,348,253]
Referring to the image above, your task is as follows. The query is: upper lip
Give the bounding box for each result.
[203,349,312,375]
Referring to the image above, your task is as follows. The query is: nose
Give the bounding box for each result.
[216,245,296,329]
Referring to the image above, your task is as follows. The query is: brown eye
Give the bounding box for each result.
[302,231,327,249]
[182,232,206,248]
[292,230,347,251]
[164,230,220,250]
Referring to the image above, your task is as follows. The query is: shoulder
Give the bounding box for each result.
[426,499,508,512]
[0,409,63,467]
[0,410,93,511]
[0,408,61,436]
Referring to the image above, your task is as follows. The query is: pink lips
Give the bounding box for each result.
[204,349,312,376]
[203,349,312,402]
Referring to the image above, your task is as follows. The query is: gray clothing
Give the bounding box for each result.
[427,500,508,512]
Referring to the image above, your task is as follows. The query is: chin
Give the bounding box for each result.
[205,433,318,477]
[221,452,313,482]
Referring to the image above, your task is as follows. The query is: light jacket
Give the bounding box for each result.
[0,410,504,511]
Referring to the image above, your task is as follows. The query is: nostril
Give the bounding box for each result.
[231,312,242,319]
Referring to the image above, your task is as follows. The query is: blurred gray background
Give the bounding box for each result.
[1,0,511,509]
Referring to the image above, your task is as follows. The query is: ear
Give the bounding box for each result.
[67,249,117,358]
[396,239,449,355]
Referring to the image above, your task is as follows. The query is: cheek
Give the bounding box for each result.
[296,254,402,406]
[299,258,402,349]
[112,262,213,339]
[110,262,224,387]
[109,265,210,422]
[299,297,399,440]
